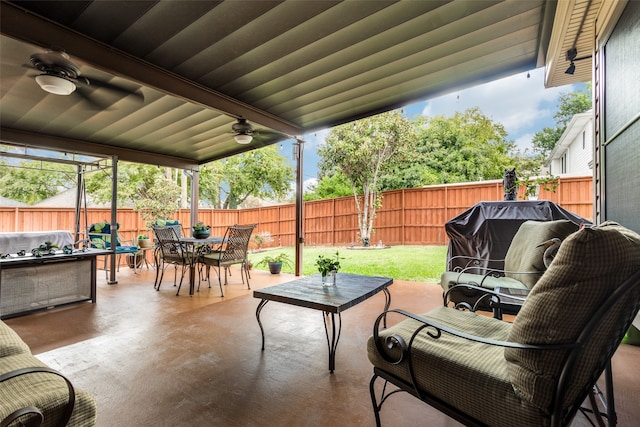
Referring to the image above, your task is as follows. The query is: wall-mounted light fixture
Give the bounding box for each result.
[565,48,592,75]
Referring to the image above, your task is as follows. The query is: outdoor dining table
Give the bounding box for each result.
[178,236,224,296]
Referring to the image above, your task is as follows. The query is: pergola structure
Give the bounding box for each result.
[1,1,639,278]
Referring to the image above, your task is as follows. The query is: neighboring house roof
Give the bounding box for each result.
[34,188,108,208]
[0,196,27,207]
[546,110,593,166]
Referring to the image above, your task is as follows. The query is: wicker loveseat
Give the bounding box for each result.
[0,320,97,426]
[368,221,640,426]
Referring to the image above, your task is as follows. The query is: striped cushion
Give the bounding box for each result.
[505,221,640,411]
[368,307,547,426]
[504,220,579,288]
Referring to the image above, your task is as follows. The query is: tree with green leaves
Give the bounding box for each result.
[134,175,182,228]
[303,172,352,201]
[0,160,76,204]
[532,84,592,159]
[200,145,294,209]
[85,162,175,207]
[319,110,415,245]
[384,107,513,187]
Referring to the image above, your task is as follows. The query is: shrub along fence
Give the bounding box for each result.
[0,176,592,248]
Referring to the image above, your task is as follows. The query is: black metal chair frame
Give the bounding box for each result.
[200,224,256,297]
[152,226,196,296]
[369,269,640,427]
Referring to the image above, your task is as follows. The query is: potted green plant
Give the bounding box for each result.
[256,253,293,274]
[316,252,341,286]
[192,222,211,239]
[137,234,152,248]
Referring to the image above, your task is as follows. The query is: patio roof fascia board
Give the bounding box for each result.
[0,127,199,171]
[0,2,304,137]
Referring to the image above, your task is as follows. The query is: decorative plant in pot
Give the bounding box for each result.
[256,253,293,274]
[137,234,152,248]
[192,222,211,239]
[316,252,342,286]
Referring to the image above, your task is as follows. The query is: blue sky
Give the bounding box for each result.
[283,67,584,190]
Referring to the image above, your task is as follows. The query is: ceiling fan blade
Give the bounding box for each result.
[73,87,113,111]
[251,129,291,144]
[79,77,144,103]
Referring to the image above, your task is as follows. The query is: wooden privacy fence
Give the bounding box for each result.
[0,176,593,248]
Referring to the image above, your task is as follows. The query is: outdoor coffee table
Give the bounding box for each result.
[254,273,393,373]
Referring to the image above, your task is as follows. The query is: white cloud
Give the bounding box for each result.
[417,68,579,148]
[303,177,317,193]
[513,132,535,151]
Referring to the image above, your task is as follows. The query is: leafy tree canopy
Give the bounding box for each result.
[85,162,169,206]
[532,84,591,159]
[200,145,294,209]
[0,160,76,204]
[406,107,513,185]
[303,172,352,201]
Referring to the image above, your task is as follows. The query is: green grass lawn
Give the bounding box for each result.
[248,245,447,283]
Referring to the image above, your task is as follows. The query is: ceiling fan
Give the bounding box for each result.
[27,50,143,108]
[231,117,254,144]
[229,117,292,146]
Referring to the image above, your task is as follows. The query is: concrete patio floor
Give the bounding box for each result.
[4,265,640,426]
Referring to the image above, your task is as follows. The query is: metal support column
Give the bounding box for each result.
[294,139,305,277]
[108,155,118,284]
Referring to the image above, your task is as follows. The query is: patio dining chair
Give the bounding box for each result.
[88,221,140,278]
[152,225,197,296]
[200,224,256,297]
[368,221,640,427]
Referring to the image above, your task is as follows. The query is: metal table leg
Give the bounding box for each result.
[256,299,270,350]
[323,311,342,373]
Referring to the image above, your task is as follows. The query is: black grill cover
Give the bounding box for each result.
[445,201,590,272]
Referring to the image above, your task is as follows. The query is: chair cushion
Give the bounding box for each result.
[440,272,529,291]
[503,220,580,288]
[154,219,180,227]
[368,307,546,426]
[505,221,640,411]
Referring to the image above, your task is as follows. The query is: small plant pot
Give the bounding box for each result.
[192,230,210,239]
[268,261,283,274]
[138,238,152,248]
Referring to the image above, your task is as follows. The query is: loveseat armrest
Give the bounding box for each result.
[0,366,75,427]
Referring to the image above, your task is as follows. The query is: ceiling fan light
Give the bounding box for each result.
[35,74,76,95]
[234,134,253,144]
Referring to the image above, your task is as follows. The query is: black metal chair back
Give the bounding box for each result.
[152,226,193,294]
